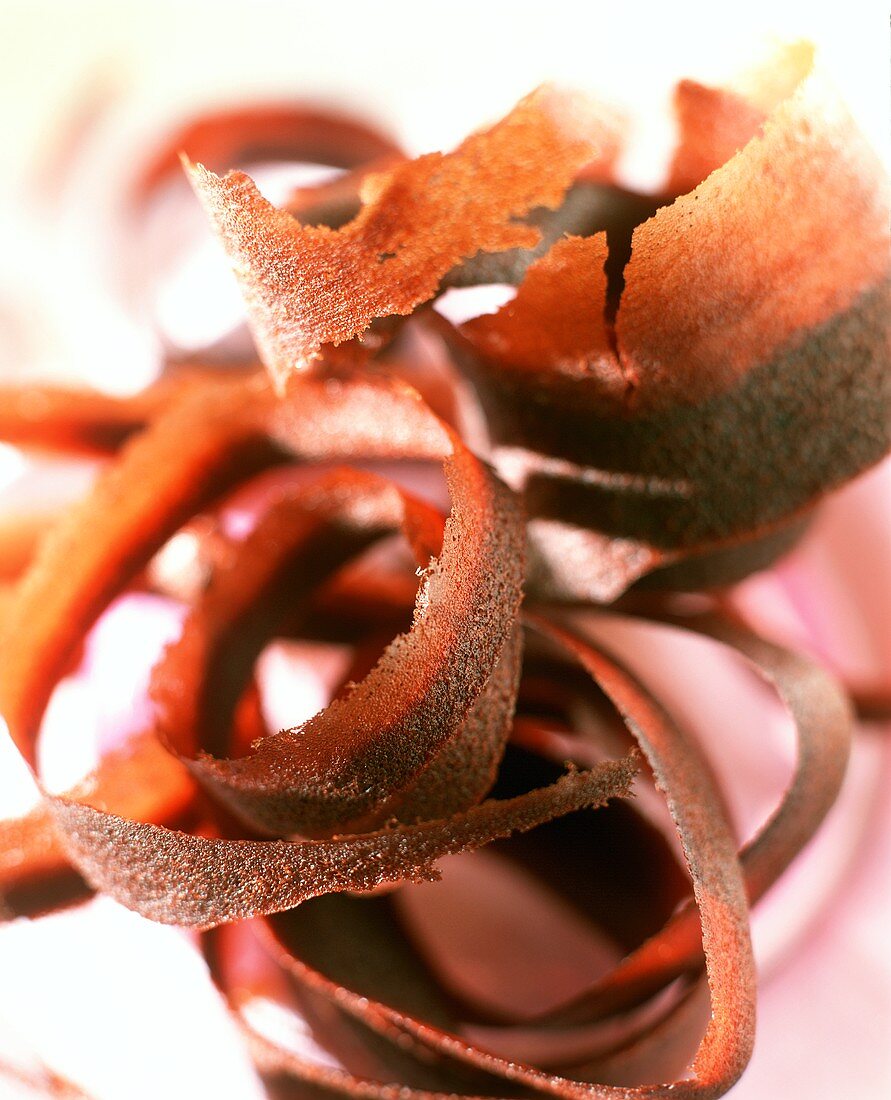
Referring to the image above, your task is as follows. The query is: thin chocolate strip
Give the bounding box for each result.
[51,758,636,928]
[0,370,257,457]
[518,611,851,1027]
[135,103,404,206]
[150,467,521,835]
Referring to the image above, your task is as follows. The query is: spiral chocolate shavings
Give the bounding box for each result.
[202,607,849,1095]
[223,616,755,1098]
[149,465,520,836]
[0,366,642,932]
[0,52,885,1100]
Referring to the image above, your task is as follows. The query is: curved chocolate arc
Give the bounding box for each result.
[135,103,405,206]
[191,441,525,835]
[520,611,851,1027]
[151,468,520,834]
[187,86,617,386]
[0,371,253,458]
[389,626,522,826]
[50,759,635,928]
[255,617,756,1097]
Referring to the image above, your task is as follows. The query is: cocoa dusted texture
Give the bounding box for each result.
[0,50,883,1099]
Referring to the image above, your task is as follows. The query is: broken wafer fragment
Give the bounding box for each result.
[186,86,621,387]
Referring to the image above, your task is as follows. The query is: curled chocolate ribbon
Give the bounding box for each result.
[0,46,884,1098]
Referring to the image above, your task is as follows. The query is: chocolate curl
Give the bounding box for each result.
[249,619,755,1097]
[50,758,636,929]
[221,923,704,1098]
[177,449,524,836]
[150,467,446,758]
[393,621,754,1097]
[150,467,522,835]
[448,52,890,588]
[0,372,576,927]
[519,611,852,1028]
[0,373,524,773]
[186,86,617,386]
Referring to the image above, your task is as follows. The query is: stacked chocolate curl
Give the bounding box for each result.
[1,43,888,1099]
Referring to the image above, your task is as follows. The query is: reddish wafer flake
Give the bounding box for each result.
[185,86,620,387]
[0,44,886,1099]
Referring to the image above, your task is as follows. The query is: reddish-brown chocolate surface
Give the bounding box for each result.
[186,87,620,387]
[438,54,890,587]
[0,54,885,1099]
[135,103,405,204]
